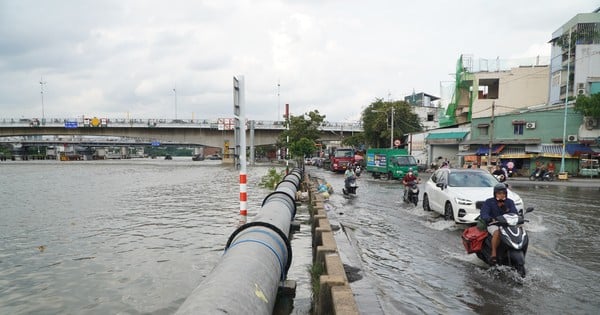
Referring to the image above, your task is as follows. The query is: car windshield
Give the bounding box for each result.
[448,171,498,187]
[334,150,353,157]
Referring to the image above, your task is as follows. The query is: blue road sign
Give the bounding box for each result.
[64,121,78,129]
[151,141,160,146]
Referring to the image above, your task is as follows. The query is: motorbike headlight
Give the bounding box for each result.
[455,197,473,205]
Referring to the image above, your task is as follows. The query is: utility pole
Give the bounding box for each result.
[560,30,572,174]
[488,101,495,166]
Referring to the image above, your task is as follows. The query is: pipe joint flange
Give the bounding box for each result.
[225,221,293,280]
[261,190,297,217]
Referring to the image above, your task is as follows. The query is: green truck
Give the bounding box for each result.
[366,148,418,180]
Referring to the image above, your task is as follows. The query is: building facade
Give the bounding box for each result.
[548,8,600,105]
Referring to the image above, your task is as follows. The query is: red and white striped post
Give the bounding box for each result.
[234,75,247,224]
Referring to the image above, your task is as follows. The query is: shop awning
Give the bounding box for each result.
[475,144,505,156]
[540,144,564,157]
[499,147,536,159]
[566,144,594,156]
[426,131,468,140]
[456,151,478,156]
[426,131,469,144]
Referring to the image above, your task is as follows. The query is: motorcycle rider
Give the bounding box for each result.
[401,168,419,201]
[344,164,356,187]
[480,183,519,265]
[492,165,507,182]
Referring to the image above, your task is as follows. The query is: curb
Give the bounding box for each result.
[308,175,359,315]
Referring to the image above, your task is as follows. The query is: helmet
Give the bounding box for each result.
[493,183,507,196]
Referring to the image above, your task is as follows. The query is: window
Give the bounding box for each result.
[478,79,499,99]
[514,124,524,135]
[479,126,489,136]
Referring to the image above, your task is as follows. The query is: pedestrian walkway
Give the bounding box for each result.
[507,175,600,188]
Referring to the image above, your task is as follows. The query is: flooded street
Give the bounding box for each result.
[310,167,600,314]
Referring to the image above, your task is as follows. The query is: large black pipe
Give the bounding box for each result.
[176,168,303,314]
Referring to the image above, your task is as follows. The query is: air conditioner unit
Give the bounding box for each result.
[525,122,536,129]
[585,117,598,130]
[567,134,578,142]
[577,83,585,89]
[577,88,586,95]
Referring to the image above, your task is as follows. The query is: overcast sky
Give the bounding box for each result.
[0,1,596,123]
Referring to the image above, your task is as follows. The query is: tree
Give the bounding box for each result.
[360,98,422,148]
[278,110,326,158]
[574,93,600,117]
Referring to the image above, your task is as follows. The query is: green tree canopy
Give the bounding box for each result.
[278,110,326,158]
[574,93,600,117]
[360,98,422,148]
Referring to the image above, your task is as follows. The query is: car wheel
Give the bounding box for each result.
[444,202,454,221]
[422,194,431,211]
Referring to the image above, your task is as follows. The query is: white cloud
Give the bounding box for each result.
[0,0,596,122]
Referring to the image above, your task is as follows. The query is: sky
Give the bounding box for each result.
[0,0,597,123]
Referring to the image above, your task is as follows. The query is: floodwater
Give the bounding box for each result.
[311,167,600,315]
[0,159,312,314]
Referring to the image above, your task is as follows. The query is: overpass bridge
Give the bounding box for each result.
[0,117,363,157]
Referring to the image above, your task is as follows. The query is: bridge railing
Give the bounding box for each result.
[0,118,363,132]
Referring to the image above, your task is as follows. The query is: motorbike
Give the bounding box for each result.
[342,176,358,195]
[474,207,534,278]
[403,180,419,206]
[493,173,506,183]
[529,168,554,181]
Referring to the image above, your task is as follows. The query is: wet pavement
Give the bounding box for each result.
[309,167,600,314]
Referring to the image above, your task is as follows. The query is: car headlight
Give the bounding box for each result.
[455,197,473,205]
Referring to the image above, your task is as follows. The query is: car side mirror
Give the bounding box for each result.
[525,207,534,213]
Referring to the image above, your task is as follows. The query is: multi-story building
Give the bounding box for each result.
[548,8,600,105]
[404,92,444,131]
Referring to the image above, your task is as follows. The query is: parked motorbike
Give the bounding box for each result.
[473,207,534,278]
[342,176,358,195]
[403,180,419,206]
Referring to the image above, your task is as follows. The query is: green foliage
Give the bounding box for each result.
[289,137,317,158]
[341,133,366,148]
[574,93,600,117]
[360,98,422,148]
[278,110,326,158]
[259,167,285,190]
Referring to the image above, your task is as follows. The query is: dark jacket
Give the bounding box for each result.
[480,197,518,223]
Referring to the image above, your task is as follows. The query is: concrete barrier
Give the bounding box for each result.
[309,176,359,315]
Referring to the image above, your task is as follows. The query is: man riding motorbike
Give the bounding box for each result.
[492,165,507,182]
[401,168,420,201]
[479,183,518,265]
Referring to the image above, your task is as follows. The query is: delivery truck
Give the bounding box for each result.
[366,148,418,180]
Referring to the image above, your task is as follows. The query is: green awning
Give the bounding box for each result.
[426,131,468,140]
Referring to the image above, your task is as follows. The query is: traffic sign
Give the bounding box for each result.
[64,121,78,129]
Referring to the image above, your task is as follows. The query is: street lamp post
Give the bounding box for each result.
[173,88,178,120]
[390,107,395,149]
[40,78,46,122]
